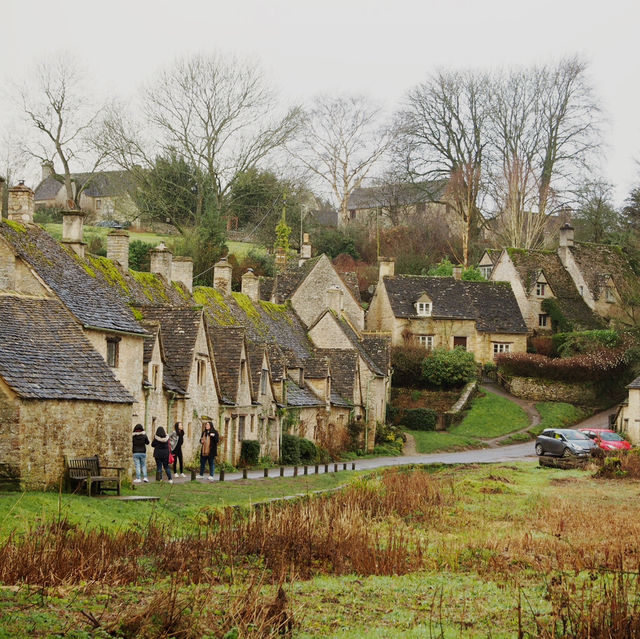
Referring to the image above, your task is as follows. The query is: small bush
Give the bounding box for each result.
[422,347,477,388]
[280,434,300,465]
[298,438,317,464]
[391,345,427,388]
[129,239,155,272]
[385,404,397,424]
[553,330,621,357]
[402,408,438,431]
[240,440,260,467]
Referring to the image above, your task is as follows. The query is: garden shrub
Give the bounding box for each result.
[541,298,574,333]
[402,408,438,431]
[298,438,317,464]
[281,434,300,465]
[240,440,260,466]
[496,348,627,382]
[422,347,477,388]
[129,239,155,272]
[386,404,397,424]
[391,345,426,388]
[552,330,621,357]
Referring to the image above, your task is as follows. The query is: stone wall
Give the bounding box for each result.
[506,376,600,405]
[0,393,132,489]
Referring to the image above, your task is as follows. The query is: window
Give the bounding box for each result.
[250,415,255,433]
[349,209,356,220]
[536,282,546,296]
[197,360,206,385]
[238,416,246,441]
[151,364,159,389]
[579,285,584,296]
[493,343,511,355]
[538,313,549,328]
[106,337,120,367]
[453,336,467,350]
[260,369,268,395]
[96,198,102,210]
[606,286,615,303]
[417,335,434,350]
[416,302,431,316]
[480,265,492,279]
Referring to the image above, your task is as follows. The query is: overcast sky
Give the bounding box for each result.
[3,0,639,204]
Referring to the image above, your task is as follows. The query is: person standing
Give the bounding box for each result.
[169,422,185,477]
[197,421,219,481]
[152,426,173,483]
[132,423,149,483]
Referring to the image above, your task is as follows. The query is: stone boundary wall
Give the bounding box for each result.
[442,381,478,429]
[505,376,599,405]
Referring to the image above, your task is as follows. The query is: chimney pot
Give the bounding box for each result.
[61,210,87,258]
[378,257,395,280]
[559,222,575,248]
[241,268,260,301]
[452,265,463,280]
[150,242,173,281]
[106,229,130,270]
[7,182,35,225]
[171,256,193,292]
[214,256,232,295]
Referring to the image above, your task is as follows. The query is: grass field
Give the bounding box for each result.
[0,462,637,637]
[533,401,591,436]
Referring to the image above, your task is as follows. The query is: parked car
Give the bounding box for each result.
[578,428,631,452]
[535,428,596,458]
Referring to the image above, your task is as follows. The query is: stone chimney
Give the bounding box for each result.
[452,265,463,280]
[378,257,395,281]
[171,256,193,293]
[275,247,287,272]
[298,233,312,266]
[61,210,86,257]
[106,229,130,270]
[326,285,344,315]
[559,223,575,248]
[213,256,232,296]
[149,242,173,282]
[241,268,260,301]
[7,181,34,224]
[41,162,54,182]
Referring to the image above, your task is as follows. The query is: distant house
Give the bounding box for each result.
[617,377,640,444]
[485,224,635,332]
[34,163,135,220]
[366,259,528,363]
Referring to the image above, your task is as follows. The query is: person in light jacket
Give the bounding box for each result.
[132,423,149,483]
[169,422,185,477]
[197,421,219,480]
[151,426,173,483]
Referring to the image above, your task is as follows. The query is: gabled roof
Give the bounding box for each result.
[141,307,202,393]
[568,242,637,301]
[315,348,358,406]
[304,355,330,379]
[0,221,146,335]
[208,326,246,404]
[335,314,387,375]
[285,379,324,408]
[361,334,391,374]
[0,297,133,403]
[34,170,134,201]
[246,341,266,399]
[346,180,448,209]
[140,321,161,365]
[506,248,602,330]
[381,275,528,334]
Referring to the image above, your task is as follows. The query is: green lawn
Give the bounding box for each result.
[0,472,355,538]
[451,390,528,438]
[532,401,591,436]
[407,430,482,454]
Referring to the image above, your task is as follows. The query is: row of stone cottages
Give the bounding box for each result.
[0,184,389,488]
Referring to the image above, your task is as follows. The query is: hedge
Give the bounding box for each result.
[240,440,260,466]
[552,330,621,357]
[298,438,317,464]
[391,345,426,388]
[402,408,438,431]
[422,347,477,387]
[281,433,300,465]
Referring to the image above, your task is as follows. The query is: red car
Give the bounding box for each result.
[578,428,632,452]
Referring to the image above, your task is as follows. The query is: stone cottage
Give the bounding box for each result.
[366,258,528,363]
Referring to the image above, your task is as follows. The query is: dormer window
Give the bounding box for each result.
[416,302,431,316]
[536,282,545,297]
[479,265,492,279]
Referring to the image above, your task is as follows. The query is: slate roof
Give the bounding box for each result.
[246,341,265,399]
[271,256,323,302]
[315,348,358,406]
[507,249,603,330]
[627,376,640,390]
[361,334,391,374]
[141,307,202,394]
[208,326,246,404]
[309,209,338,227]
[259,276,274,301]
[335,314,388,375]
[0,296,133,403]
[0,221,146,335]
[140,321,160,365]
[347,180,448,209]
[340,271,362,304]
[34,170,134,201]
[285,380,324,407]
[304,355,330,379]
[382,275,529,334]
[568,242,636,301]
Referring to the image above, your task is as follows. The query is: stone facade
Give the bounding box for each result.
[507,376,600,405]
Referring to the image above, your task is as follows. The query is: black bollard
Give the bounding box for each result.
[324,464,329,473]
[219,469,225,482]
[242,468,248,479]
[156,470,161,482]
[351,462,356,471]
[304,466,308,475]
[280,466,284,477]
[190,469,197,481]
[314,464,319,474]
[264,468,269,478]
[293,466,298,477]
[343,463,347,470]
[334,463,338,473]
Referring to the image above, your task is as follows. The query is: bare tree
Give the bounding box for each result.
[102,54,300,222]
[573,179,619,243]
[18,54,106,208]
[289,95,390,226]
[396,70,490,266]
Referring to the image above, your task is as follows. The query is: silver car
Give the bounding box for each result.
[535,428,596,458]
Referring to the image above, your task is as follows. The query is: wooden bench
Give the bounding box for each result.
[66,456,123,496]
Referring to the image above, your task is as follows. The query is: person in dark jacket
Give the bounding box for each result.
[132,423,149,483]
[169,422,185,477]
[151,426,173,483]
[197,421,219,480]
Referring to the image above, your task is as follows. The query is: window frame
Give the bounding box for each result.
[538,313,549,328]
[417,335,434,350]
[416,301,432,316]
[106,337,120,368]
[492,342,511,355]
[536,282,546,297]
